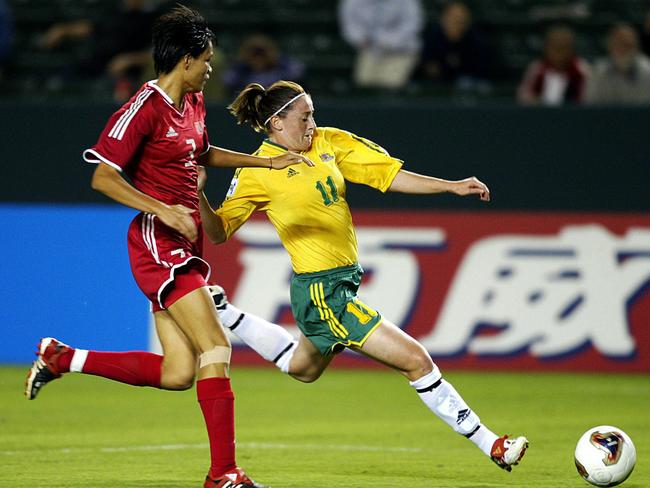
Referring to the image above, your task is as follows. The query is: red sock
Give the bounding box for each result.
[81,351,163,388]
[56,347,74,373]
[197,377,237,478]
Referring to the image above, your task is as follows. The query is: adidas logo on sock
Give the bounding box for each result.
[457,408,471,424]
[166,126,178,137]
[287,168,299,178]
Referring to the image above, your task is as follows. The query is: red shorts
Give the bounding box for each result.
[127,212,210,312]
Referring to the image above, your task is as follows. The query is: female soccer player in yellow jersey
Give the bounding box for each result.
[199,80,528,473]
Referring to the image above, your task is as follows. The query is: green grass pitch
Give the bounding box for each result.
[1,365,648,487]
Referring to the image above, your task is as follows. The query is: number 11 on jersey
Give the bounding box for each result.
[316,176,339,206]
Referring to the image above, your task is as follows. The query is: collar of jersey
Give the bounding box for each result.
[261,139,290,154]
[147,79,173,105]
[146,79,186,116]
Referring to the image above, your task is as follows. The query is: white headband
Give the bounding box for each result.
[264,92,306,126]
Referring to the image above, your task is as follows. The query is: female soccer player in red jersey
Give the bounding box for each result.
[25,7,310,488]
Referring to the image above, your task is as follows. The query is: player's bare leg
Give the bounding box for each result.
[353,319,528,471]
[352,319,432,381]
[285,333,334,383]
[153,311,197,390]
[165,287,230,379]
[166,287,266,488]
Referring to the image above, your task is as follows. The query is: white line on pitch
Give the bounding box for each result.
[0,441,422,456]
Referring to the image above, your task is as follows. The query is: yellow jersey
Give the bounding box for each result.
[216,127,403,273]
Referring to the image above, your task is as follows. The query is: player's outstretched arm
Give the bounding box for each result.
[91,163,198,241]
[199,146,314,169]
[388,169,490,201]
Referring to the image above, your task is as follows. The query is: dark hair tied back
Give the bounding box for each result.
[228,80,306,133]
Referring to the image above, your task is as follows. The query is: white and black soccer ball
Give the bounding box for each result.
[574,425,636,486]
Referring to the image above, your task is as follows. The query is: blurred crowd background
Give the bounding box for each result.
[1,0,649,105]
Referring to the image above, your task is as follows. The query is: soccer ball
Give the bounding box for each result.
[574,425,636,486]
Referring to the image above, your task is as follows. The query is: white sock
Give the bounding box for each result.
[410,368,495,455]
[466,425,499,456]
[275,343,297,374]
[69,349,88,373]
[218,303,297,369]
[217,303,244,328]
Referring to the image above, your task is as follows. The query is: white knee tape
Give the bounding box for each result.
[199,345,231,368]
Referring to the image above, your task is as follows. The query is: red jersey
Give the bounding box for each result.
[83,80,210,211]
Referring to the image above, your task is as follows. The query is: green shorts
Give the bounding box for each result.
[290,263,383,355]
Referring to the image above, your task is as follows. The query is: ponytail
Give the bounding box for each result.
[228,83,266,133]
[228,80,307,133]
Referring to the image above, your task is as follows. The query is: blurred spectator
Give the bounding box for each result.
[339,0,423,90]
[0,0,12,78]
[223,34,304,94]
[39,0,161,101]
[586,23,650,105]
[641,11,650,57]
[517,25,590,106]
[419,2,492,89]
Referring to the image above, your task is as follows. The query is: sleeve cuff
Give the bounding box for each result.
[82,149,123,172]
[379,160,404,193]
